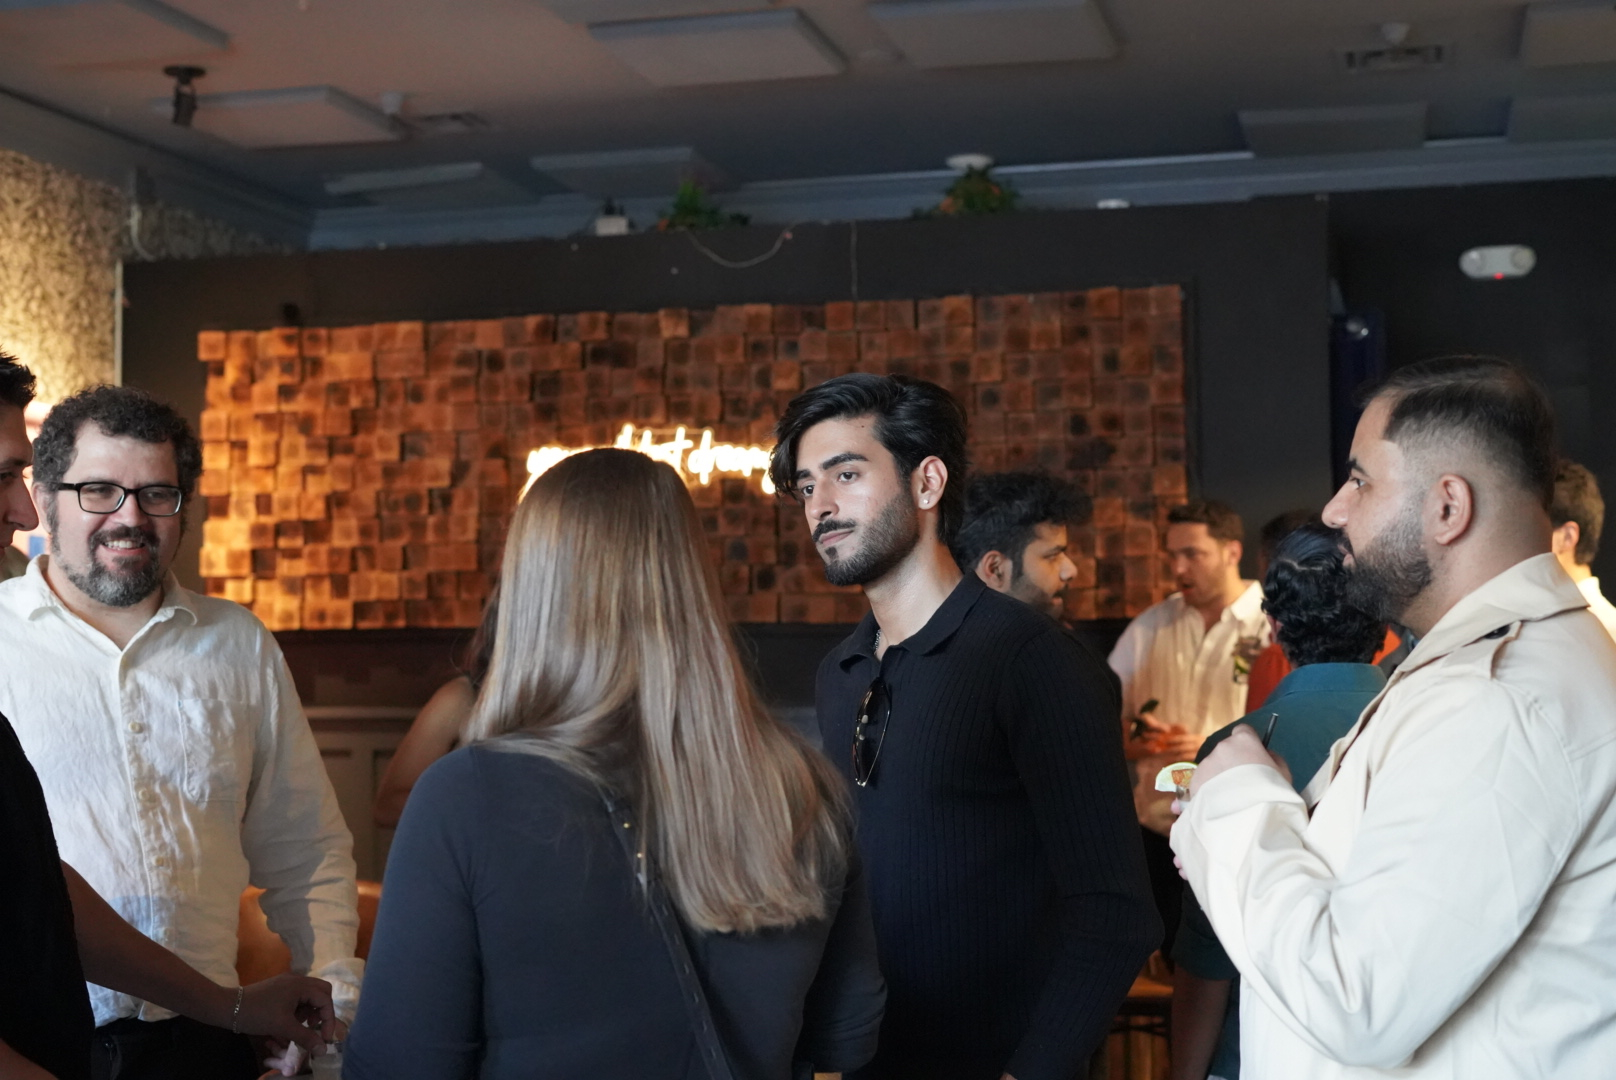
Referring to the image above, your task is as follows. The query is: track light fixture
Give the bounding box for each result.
[163,65,206,127]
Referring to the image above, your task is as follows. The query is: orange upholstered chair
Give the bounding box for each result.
[236,881,383,985]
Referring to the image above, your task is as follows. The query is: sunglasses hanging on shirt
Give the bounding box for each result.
[853,676,891,788]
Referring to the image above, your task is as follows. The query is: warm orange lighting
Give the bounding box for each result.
[523,424,775,498]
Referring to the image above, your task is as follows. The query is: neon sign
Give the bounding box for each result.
[523,424,775,497]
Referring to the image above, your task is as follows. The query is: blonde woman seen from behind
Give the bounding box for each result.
[346,449,885,1080]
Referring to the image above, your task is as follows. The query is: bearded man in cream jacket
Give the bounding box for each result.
[1172,356,1616,1079]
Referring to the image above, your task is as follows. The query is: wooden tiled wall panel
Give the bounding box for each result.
[197,287,1187,628]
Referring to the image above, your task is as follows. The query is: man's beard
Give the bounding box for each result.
[1342,497,1433,624]
[817,490,921,587]
[1010,565,1063,618]
[47,503,164,608]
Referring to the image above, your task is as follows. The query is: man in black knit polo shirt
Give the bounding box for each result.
[770,374,1159,1080]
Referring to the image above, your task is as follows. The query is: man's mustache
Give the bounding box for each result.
[92,525,158,550]
[813,519,856,543]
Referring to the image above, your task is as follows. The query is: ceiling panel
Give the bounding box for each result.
[148,85,405,148]
[589,9,845,87]
[1522,0,1616,68]
[1239,103,1429,157]
[0,0,225,66]
[868,0,1116,70]
[530,146,728,196]
[1510,93,1616,141]
[539,0,763,27]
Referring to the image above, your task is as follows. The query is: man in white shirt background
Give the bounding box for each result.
[1107,499,1268,951]
[1549,459,1616,640]
[1175,356,1616,1079]
[0,385,362,1080]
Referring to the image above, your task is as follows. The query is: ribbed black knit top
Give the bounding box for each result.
[817,575,1160,1080]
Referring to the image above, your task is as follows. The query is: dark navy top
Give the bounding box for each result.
[346,742,884,1080]
[816,575,1160,1080]
[1172,661,1387,1080]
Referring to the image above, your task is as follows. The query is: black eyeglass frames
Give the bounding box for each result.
[53,482,184,517]
[853,676,891,788]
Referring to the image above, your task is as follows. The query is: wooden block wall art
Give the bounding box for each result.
[196,287,1186,627]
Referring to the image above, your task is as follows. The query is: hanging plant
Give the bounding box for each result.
[924,165,1019,217]
[657,181,750,231]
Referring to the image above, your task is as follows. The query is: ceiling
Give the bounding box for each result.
[4,0,1616,241]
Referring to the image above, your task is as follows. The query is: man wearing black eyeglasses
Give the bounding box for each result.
[0,385,363,1080]
[770,374,1158,1080]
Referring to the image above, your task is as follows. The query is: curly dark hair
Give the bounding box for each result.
[1262,522,1386,667]
[0,350,36,411]
[951,470,1088,576]
[33,385,203,496]
[769,373,971,543]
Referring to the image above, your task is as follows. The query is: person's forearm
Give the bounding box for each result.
[1169,970,1230,1080]
[61,863,236,1029]
[0,1039,55,1080]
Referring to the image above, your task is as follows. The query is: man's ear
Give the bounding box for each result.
[1224,538,1244,572]
[1551,521,1581,559]
[912,455,948,512]
[1429,474,1475,547]
[975,550,1013,592]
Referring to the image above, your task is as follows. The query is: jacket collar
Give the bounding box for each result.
[1393,552,1586,680]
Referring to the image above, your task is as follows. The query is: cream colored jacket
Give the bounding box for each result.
[1172,554,1616,1079]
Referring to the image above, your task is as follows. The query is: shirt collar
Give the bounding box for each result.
[1395,552,1586,678]
[1223,580,1265,624]
[834,573,986,669]
[6,555,197,628]
[1268,661,1387,701]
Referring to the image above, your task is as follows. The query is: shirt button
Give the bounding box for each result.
[128,721,145,734]
[137,788,156,804]
[153,855,169,868]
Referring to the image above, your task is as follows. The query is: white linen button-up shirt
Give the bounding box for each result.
[1173,554,1616,1079]
[1578,575,1616,640]
[0,558,362,1025]
[1108,580,1269,740]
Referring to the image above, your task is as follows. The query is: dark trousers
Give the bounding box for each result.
[1140,826,1182,960]
[90,1016,259,1080]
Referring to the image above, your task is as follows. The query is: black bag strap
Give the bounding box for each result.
[601,790,738,1080]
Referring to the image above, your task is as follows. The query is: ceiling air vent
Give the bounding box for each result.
[1340,43,1447,73]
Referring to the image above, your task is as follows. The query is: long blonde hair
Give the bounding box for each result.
[466,448,850,933]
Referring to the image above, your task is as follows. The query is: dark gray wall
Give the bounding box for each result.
[123,197,1336,592]
[1332,178,1616,583]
